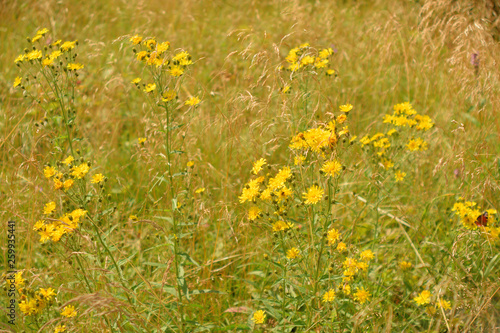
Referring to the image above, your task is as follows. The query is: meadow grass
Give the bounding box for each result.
[1,0,499,332]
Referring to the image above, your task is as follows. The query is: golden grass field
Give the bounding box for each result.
[1,0,500,332]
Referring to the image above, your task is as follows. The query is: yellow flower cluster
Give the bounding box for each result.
[43,156,98,191]
[413,290,451,311]
[359,102,433,178]
[452,200,499,238]
[14,29,82,86]
[34,203,87,243]
[341,249,374,283]
[131,35,192,75]
[284,43,336,74]
[382,102,434,130]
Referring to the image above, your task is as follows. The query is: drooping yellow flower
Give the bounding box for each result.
[414,290,432,306]
[132,77,141,84]
[322,289,336,303]
[302,185,324,205]
[195,187,205,194]
[138,138,146,144]
[354,287,371,304]
[251,310,266,324]
[185,96,201,106]
[61,305,77,318]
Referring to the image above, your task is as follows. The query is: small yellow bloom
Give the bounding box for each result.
[44,166,56,178]
[71,163,90,179]
[294,155,306,165]
[339,104,353,113]
[360,250,374,261]
[247,206,261,221]
[13,77,22,88]
[321,160,342,178]
[195,187,205,194]
[302,185,324,205]
[395,170,406,182]
[129,215,138,221]
[187,161,195,167]
[322,289,336,303]
[138,138,147,144]
[185,96,201,106]
[67,63,84,71]
[414,290,432,306]
[54,324,67,333]
[286,247,300,259]
[62,156,74,165]
[91,173,105,184]
[336,242,347,252]
[38,288,56,301]
[162,90,177,102]
[251,158,267,175]
[327,228,340,246]
[326,69,336,76]
[61,305,77,318]
[399,261,413,270]
[169,66,184,77]
[251,310,266,324]
[43,202,56,215]
[129,34,143,45]
[131,78,141,84]
[144,83,156,93]
[436,299,451,310]
[60,40,77,52]
[353,287,371,304]
[63,179,74,190]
